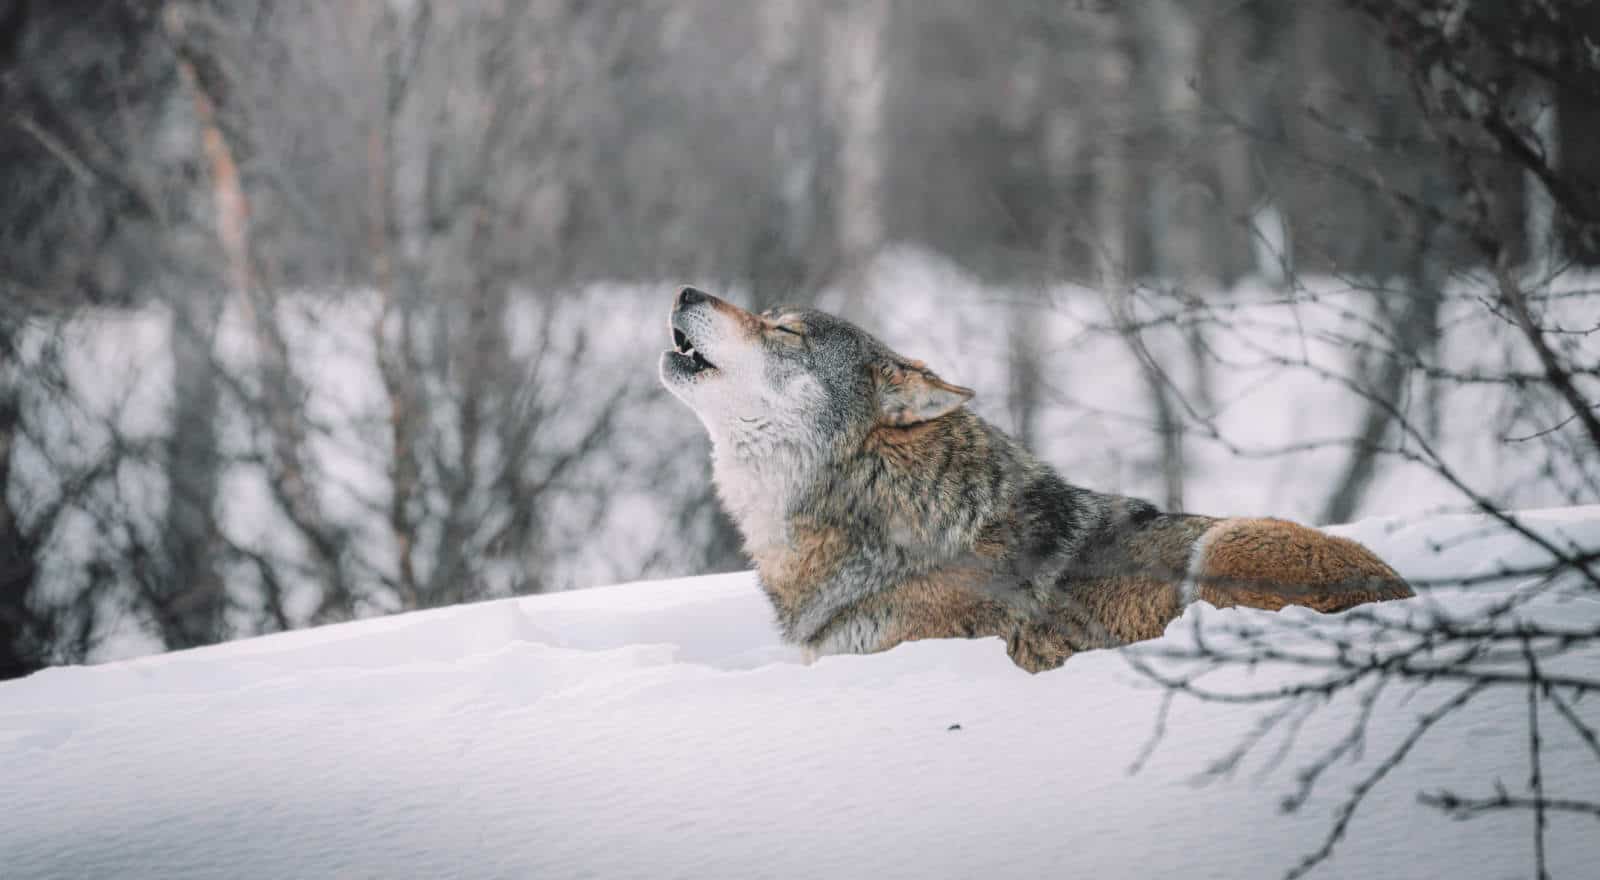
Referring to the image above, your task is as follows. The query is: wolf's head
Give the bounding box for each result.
[659,286,974,461]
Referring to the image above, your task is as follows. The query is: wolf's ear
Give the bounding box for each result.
[876,359,974,426]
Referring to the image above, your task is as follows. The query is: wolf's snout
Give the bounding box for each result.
[664,287,720,377]
[676,286,711,310]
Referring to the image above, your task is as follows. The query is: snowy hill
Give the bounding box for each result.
[3,508,1599,879]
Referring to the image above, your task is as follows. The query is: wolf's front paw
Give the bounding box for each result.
[1006,623,1074,673]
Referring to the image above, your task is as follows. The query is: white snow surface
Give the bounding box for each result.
[4,508,1600,879]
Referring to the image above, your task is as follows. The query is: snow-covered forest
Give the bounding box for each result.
[2,1,1599,876]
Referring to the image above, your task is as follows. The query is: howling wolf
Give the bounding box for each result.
[659,286,1413,672]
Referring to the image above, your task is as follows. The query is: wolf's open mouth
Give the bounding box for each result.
[673,328,717,372]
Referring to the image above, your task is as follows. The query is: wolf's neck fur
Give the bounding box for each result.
[709,414,835,554]
[712,445,806,554]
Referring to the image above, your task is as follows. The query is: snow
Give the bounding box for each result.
[4,508,1599,879]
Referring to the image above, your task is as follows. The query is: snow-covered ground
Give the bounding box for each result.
[4,507,1598,879]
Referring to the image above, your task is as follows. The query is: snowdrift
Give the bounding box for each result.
[3,508,1599,879]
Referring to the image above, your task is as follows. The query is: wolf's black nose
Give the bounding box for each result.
[677,286,708,309]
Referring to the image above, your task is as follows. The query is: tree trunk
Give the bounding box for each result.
[153,3,234,648]
[1093,6,1185,511]
[824,0,890,291]
[158,294,227,648]
[1319,274,1442,525]
[752,0,828,303]
[1007,301,1044,448]
[1136,0,1217,413]
[0,378,46,679]
[1524,77,1560,271]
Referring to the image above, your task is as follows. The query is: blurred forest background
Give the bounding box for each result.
[2,0,1597,677]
